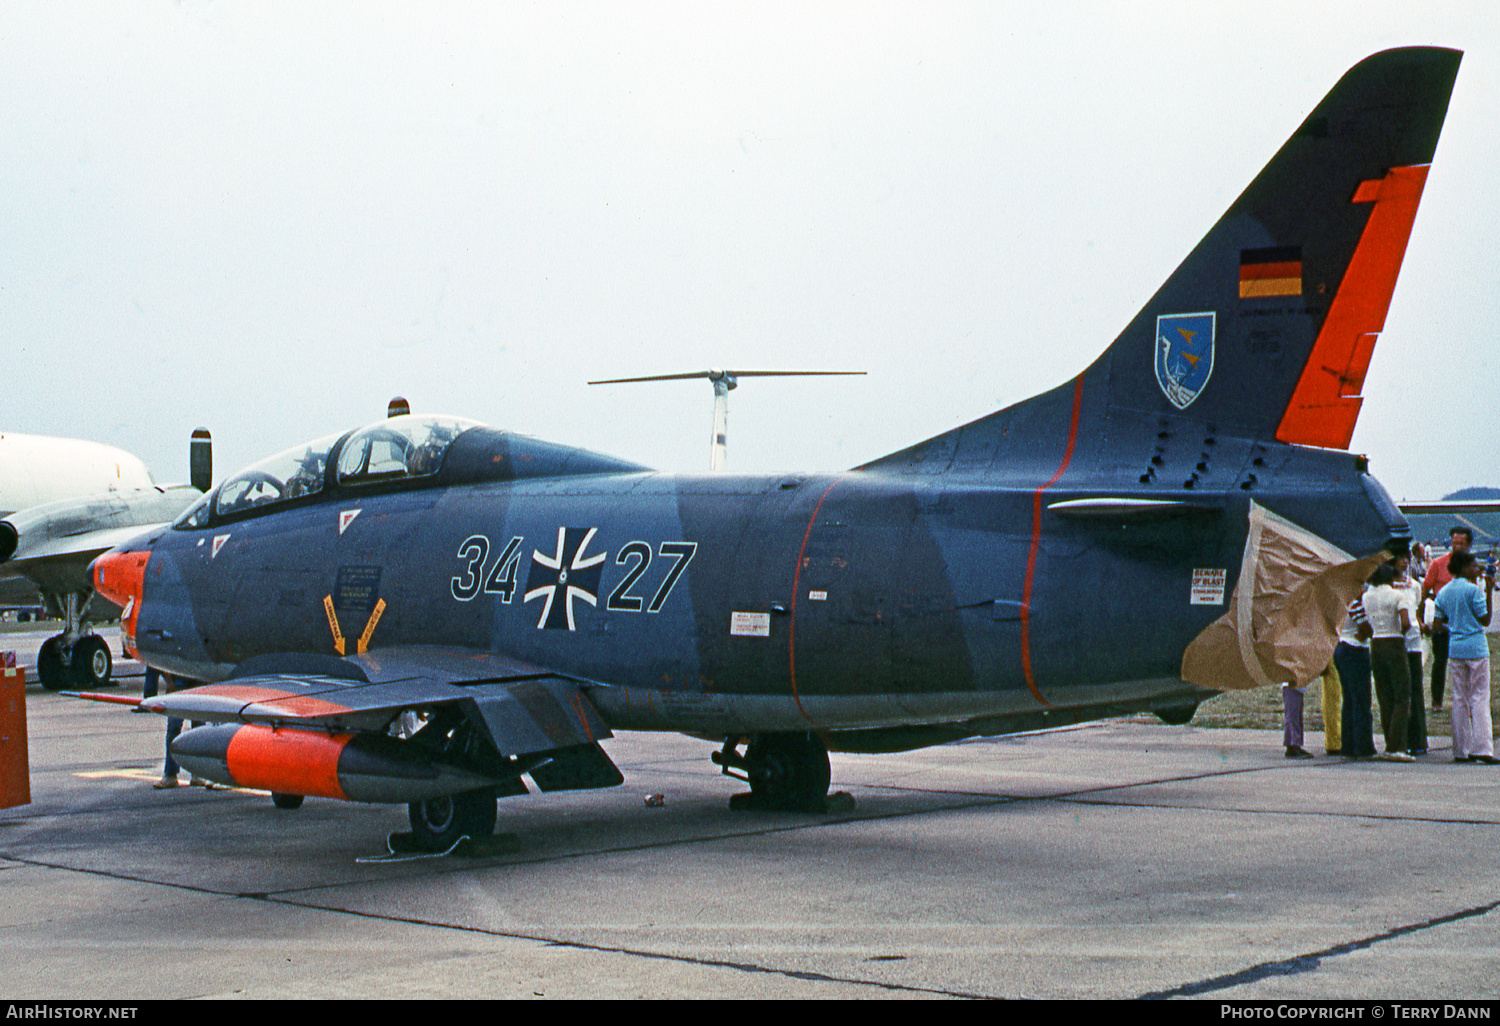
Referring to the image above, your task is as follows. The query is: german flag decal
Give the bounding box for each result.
[1239,246,1302,298]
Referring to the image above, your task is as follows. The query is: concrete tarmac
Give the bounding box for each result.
[2,627,1498,1000]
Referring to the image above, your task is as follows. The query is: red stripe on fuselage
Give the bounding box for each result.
[1019,375,1085,706]
[184,684,353,718]
[787,478,844,725]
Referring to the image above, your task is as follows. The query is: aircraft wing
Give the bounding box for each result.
[0,485,200,598]
[1398,500,1500,545]
[1397,500,1500,515]
[1,523,171,598]
[138,645,622,792]
[0,521,171,609]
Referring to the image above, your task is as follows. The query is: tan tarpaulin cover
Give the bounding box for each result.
[1181,502,1391,691]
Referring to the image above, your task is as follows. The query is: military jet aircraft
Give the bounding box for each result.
[86,47,1458,851]
[0,429,211,688]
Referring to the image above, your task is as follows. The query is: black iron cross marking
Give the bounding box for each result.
[523,527,606,630]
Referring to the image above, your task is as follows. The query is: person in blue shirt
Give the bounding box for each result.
[1433,551,1495,764]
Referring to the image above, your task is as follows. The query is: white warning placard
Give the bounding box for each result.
[730,611,772,637]
[1191,568,1227,605]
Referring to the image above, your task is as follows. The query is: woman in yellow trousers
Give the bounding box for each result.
[1321,661,1343,755]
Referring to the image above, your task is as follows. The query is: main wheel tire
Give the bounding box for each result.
[1155,703,1199,726]
[746,732,831,810]
[37,637,69,691]
[271,793,305,810]
[407,790,498,851]
[70,636,112,688]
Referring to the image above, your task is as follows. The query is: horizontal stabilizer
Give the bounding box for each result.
[1046,498,1222,521]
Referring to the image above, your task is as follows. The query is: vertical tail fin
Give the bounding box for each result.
[864,47,1460,475]
[189,428,212,493]
[1095,46,1460,447]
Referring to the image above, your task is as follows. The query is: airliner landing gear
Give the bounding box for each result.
[35,592,112,691]
[37,638,67,691]
[70,635,112,689]
[715,732,850,813]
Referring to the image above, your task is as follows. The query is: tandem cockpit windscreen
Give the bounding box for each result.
[176,416,482,528]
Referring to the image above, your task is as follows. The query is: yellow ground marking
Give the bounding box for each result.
[73,768,268,794]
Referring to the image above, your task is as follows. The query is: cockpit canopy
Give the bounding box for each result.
[215,416,479,520]
[336,417,478,488]
[213,429,345,520]
[175,413,648,530]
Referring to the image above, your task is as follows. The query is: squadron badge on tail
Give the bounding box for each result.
[1154,311,1216,410]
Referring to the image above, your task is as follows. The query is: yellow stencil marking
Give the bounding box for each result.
[356,598,387,655]
[323,595,346,656]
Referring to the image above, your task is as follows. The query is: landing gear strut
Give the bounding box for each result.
[715,732,848,813]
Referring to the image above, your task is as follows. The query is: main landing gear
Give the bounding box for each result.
[1154,701,1203,726]
[713,732,852,813]
[36,592,113,691]
[407,790,499,852]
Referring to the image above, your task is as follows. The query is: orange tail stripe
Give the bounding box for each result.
[1275,164,1429,449]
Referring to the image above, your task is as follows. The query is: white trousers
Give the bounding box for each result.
[1448,657,1494,759]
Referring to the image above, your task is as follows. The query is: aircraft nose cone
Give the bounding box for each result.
[92,546,152,656]
[90,547,148,608]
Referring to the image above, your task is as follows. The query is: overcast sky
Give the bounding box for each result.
[2,1,1495,502]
